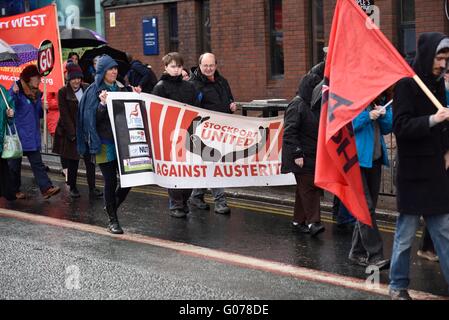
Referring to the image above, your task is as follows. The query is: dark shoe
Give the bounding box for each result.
[69,188,81,198]
[368,258,390,270]
[183,206,190,214]
[292,222,310,233]
[349,255,368,267]
[309,222,325,237]
[105,204,124,234]
[389,288,412,300]
[214,202,230,215]
[169,209,187,218]
[15,192,26,200]
[42,186,61,199]
[189,197,210,210]
[108,222,124,234]
[89,188,103,198]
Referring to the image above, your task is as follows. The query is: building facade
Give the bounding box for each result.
[101,0,448,102]
[0,0,105,35]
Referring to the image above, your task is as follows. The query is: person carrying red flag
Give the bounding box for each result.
[389,32,449,300]
[348,92,392,270]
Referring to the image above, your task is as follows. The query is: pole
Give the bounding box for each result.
[412,75,445,110]
[43,78,48,153]
[0,87,11,110]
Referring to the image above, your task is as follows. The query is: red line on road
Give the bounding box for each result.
[0,207,446,300]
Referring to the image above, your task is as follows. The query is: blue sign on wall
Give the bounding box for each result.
[143,17,159,56]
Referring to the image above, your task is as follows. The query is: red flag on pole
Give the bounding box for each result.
[315,0,415,226]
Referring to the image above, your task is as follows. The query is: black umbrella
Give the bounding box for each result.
[60,27,107,49]
[79,45,130,81]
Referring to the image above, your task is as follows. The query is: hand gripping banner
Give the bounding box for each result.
[106,92,296,188]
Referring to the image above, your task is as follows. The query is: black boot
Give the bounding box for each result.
[105,204,124,234]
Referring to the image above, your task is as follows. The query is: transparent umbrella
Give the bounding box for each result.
[0,38,19,62]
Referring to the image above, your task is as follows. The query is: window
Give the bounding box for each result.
[398,0,416,61]
[167,3,179,52]
[310,0,324,66]
[269,0,284,77]
[199,0,211,52]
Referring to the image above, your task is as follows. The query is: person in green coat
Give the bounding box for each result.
[0,84,15,200]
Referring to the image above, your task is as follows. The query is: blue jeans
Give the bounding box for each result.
[8,150,52,193]
[389,213,449,291]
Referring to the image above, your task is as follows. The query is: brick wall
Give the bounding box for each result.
[103,0,449,102]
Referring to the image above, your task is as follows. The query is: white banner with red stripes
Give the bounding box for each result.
[106,92,295,188]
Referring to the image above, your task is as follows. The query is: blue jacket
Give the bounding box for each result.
[8,81,43,152]
[352,104,392,168]
[77,55,119,155]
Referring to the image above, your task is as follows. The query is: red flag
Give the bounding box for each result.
[315,0,415,226]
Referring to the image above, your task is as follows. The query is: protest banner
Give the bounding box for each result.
[106,92,296,188]
[0,4,63,93]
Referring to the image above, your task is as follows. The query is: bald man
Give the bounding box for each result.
[188,52,236,215]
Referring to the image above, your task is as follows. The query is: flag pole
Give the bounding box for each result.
[0,87,11,110]
[413,75,445,110]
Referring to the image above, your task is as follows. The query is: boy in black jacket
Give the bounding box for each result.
[152,52,198,218]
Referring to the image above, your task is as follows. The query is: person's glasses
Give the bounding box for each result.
[201,64,216,69]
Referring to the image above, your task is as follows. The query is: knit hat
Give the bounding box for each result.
[436,37,449,54]
[20,65,40,83]
[66,62,83,81]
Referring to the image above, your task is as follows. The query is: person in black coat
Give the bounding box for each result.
[281,73,324,236]
[188,53,235,215]
[126,53,158,94]
[152,52,198,218]
[389,32,449,300]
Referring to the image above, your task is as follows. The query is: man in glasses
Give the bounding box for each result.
[188,52,237,215]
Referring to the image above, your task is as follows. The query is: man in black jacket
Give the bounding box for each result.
[188,53,236,214]
[389,32,449,300]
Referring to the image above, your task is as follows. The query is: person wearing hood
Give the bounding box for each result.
[125,53,158,94]
[8,65,61,200]
[188,52,235,215]
[390,32,449,300]
[281,72,325,236]
[152,52,198,218]
[53,62,102,199]
[77,54,139,234]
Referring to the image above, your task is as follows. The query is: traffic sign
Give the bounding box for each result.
[37,40,55,77]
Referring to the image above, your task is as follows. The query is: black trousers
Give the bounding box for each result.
[62,155,96,191]
[349,159,384,262]
[98,160,131,209]
[0,157,15,200]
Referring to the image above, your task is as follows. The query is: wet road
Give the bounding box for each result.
[0,169,447,299]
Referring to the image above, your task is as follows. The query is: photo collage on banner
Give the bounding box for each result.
[112,99,154,174]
